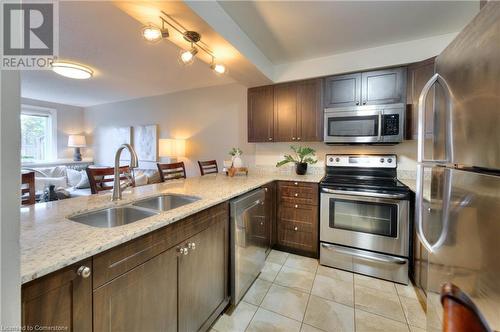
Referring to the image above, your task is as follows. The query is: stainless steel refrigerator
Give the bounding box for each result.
[415,2,500,331]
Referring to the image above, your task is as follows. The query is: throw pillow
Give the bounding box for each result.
[66,168,82,187]
[76,170,90,189]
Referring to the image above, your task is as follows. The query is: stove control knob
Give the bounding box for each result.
[329,157,334,162]
[380,158,385,163]
[387,158,393,163]
[335,157,340,162]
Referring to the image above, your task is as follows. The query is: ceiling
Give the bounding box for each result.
[21,1,235,107]
[218,1,479,65]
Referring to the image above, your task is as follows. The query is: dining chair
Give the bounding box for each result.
[441,283,493,332]
[157,162,187,182]
[21,170,36,205]
[198,160,218,176]
[86,166,135,194]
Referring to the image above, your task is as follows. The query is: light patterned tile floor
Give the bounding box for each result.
[212,250,426,332]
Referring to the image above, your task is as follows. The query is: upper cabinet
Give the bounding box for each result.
[248,78,323,143]
[324,67,407,108]
[324,73,361,108]
[248,86,274,142]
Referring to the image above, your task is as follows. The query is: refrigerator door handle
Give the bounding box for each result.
[415,164,435,252]
[417,73,453,164]
[433,169,452,250]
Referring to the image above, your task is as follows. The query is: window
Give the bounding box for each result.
[21,105,57,162]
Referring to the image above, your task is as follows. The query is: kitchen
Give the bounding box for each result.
[2,1,499,332]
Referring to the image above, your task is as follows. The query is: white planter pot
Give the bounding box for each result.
[232,156,243,168]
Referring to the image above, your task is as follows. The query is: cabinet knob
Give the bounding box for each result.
[268,137,273,141]
[294,204,298,209]
[188,242,196,250]
[356,101,360,105]
[294,227,298,231]
[292,137,296,140]
[260,222,264,226]
[363,101,367,105]
[178,247,189,256]
[264,187,268,192]
[294,182,298,186]
[294,193,299,197]
[77,266,91,279]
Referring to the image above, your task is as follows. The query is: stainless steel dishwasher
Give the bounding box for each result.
[230,188,270,306]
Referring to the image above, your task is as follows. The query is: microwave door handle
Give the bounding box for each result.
[377,111,382,141]
[417,73,453,164]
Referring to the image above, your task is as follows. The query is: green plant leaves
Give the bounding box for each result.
[276,145,317,167]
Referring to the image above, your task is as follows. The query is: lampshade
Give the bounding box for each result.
[68,135,86,147]
[159,138,186,157]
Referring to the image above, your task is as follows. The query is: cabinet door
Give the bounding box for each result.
[248,86,274,142]
[93,248,178,332]
[361,67,406,105]
[406,58,435,139]
[297,79,323,142]
[22,260,92,332]
[178,215,228,332]
[324,73,361,108]
[274,83,298,142]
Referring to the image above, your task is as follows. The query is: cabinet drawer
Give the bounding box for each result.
[278,202,318,225]
[278,221,316,253]
[93,203,228,288]
[278,181,318,205]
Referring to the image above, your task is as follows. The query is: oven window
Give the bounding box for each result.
[329,198,398,237]
[328,116,378,137]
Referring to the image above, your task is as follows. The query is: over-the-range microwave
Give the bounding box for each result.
[324,104,404,144]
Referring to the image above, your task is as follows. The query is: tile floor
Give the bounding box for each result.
[212,250,426,332]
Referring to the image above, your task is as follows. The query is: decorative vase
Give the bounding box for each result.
[232,156,243,168]
[295,162,308,175]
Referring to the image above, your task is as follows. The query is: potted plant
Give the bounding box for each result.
[276,146,317,175]
[229,147,243,168]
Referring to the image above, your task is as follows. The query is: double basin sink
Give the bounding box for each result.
[68,194,200,228]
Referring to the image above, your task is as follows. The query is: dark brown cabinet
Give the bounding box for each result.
[406,57,436,139]
[324,66,407,108]
[248,79,323,142]
[248,86,274,142]
[93,249,178,332]
[22,260,92,332]
[276,181,319,257]
[361,67,407,105]
[324,73,362,108]
[178,212,228,332]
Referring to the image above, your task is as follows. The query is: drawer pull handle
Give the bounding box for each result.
[294,227,298,231]
[294,204,298,208]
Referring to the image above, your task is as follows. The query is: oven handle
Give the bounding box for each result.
[321,188,407,200]
[321,243,407,265]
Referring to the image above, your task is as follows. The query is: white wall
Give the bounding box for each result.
[1,71,21,327]
[21,98,86,160]
[84,83,254,177]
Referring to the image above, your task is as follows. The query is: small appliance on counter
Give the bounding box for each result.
[319,154,411,284]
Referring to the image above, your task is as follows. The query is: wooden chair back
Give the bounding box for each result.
[441,283,493,332]
[157,162,186,182]
[86,166,134,194]
[198,160,218,176]
[21,171,36,205]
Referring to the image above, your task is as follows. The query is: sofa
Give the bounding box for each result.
[26,165,162,200]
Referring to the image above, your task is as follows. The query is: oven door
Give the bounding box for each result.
[324,108,381,143]
[320,189,409,257]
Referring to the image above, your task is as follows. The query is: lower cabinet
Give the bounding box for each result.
[21,260,92,332]
[22,203,229,332]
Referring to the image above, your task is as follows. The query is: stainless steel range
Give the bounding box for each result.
[319,154,411,284]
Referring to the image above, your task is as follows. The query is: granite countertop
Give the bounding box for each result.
[20,172,323,284]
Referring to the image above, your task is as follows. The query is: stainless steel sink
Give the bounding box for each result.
[132,194,200,212]
[68,206,158,228]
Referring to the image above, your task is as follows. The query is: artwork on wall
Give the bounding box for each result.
[94,126,132,165]
[133,124,158,169]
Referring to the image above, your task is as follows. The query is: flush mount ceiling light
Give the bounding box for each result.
[141,11,227,74]
[141,21,168,43]
[51,61,93,79]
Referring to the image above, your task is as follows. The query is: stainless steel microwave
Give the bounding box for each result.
[324,104,404,144]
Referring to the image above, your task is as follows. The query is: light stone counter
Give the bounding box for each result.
[21,172,323,284]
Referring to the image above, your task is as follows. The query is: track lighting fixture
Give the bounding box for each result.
[141,21,168,43]
[141,11,227,74]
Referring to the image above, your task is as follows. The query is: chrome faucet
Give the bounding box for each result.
[112,144,139,201]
